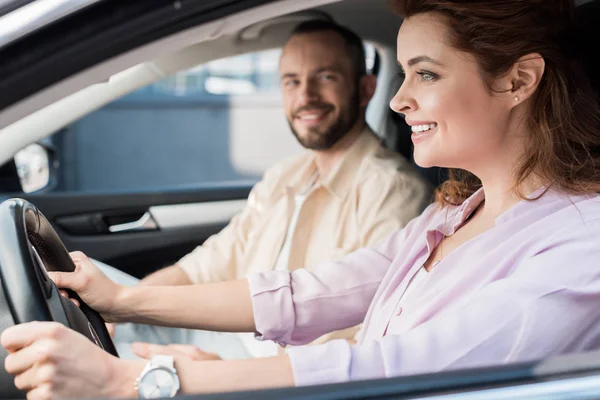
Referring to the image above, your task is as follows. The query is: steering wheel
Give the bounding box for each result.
[0,199,118,398]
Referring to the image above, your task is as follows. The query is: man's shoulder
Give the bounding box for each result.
[358,143,428,188]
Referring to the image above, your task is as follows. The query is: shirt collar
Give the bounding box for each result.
[440,185,553,234]
[438,188,486,235]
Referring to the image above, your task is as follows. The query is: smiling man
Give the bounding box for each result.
[101,19,431,361]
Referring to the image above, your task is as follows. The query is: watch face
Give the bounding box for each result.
[139,367,177,399]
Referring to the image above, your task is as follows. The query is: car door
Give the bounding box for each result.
[0,47,302,279]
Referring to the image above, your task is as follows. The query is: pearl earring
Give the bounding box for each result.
[514,96,519,101]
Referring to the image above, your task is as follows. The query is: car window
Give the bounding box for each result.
[13,44,378,194]
[46,48,292,193]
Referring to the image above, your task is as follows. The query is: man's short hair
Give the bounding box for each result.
[288,20,368,78]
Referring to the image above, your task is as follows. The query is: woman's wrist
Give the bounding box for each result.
[105,356,146,398]
[109,284,137,322]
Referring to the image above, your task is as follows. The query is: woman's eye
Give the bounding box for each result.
[417,71,439,82]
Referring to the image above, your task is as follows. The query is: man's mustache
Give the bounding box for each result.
[293,103,334,116]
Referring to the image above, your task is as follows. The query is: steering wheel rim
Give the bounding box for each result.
[0,198,118,357]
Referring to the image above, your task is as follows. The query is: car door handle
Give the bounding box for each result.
[108,212,158,233]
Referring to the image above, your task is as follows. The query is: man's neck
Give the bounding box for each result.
[313,120,366,178]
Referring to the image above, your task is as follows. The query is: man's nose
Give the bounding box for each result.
[298,79,320,104]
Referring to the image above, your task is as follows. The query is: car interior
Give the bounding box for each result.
[0,0,598,398]
[0,0,427,280]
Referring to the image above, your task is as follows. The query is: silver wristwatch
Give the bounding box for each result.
[134,355,180,399]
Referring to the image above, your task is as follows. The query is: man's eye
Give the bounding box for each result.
[285,80,299,88]
[320,74,335,81]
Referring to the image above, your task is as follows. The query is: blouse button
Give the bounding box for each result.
[395,307,403,316]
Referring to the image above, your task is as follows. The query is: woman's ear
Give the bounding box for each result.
[503,53,545,106]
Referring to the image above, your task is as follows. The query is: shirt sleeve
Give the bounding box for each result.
[177,172,274,284]
[286,223,600,386]
[247,209,430,346]
[306,165,431,346]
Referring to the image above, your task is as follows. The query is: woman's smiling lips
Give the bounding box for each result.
[406,120,439,144]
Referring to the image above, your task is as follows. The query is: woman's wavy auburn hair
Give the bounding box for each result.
[391,0,600,206]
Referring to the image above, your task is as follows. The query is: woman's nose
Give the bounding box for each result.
[389,82,417,115]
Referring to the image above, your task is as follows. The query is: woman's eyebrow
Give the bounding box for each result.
[398,55,445,69]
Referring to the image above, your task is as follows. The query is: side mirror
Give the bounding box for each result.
[12,143,58,193]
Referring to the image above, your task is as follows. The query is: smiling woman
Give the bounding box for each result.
[391,0,600,205]
[2,0,600,399]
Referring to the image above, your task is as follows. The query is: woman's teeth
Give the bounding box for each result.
[411,123,438,133]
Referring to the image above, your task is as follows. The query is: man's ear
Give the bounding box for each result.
[501,53,545,107]
[359,74,378,107]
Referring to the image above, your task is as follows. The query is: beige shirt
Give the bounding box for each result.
[178,126,431,345]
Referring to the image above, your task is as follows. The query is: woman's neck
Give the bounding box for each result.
[477,174,542,222]
[467,124,541,220]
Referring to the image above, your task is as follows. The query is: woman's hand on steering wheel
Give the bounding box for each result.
[2,321,141,399]
[49,251,126,322]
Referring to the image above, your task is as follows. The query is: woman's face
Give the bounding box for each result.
[391,12,517,171]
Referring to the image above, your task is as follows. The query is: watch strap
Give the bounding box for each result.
[151,355,175,369]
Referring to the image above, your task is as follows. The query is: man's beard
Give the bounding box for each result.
[288,89,361,151]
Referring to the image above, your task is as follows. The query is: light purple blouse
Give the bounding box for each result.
[247,188,600,386]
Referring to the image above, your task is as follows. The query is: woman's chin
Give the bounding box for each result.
[413,153,440,169]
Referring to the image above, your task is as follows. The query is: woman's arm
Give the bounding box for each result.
[51,240,398,337]
[170,355,294,394]
[283,231,600,386]
[50,252,257,331]
[52,206,426,337]
[1,322,294,398]
[117,279,256,332]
